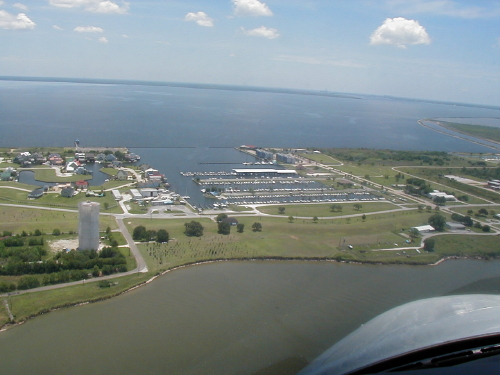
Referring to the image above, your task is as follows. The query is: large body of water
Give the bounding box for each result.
[1,79,500,374]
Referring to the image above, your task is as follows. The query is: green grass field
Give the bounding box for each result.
[0,205,118,233]
[257,201,401,217]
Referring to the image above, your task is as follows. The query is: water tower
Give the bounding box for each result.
[78,201,100,251]
[75,139,80,149]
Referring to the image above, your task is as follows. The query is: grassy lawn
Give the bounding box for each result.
[3,273,149,327]
[299,152,343,165]
[257,201,400,217]
[24,167,93,183]
[100,167,118,176]
[433,234,500,258]
[124,211,450,275]
[438,122,500,143]
[0,205,118,233]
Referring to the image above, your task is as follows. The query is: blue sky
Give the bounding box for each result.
[0,0,499,105]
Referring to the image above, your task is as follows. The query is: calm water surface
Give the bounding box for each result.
[1,260,500,375]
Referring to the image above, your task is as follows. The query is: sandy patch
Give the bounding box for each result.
[290,235,299,240]
[48,238,79,252]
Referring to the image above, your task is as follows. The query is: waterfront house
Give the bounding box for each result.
[74,180,89,190]
[116,169,128,180]
[1,171,11,181]
[61,186,75,198]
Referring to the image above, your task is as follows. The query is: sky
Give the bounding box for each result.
[0,0,499,105]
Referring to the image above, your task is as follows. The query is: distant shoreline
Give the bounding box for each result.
[2,75,500,110]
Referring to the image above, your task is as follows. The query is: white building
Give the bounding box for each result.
[78,201,100,251]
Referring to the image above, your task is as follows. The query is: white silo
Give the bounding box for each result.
[78,201,100,251]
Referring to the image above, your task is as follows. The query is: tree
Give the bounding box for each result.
[417,205,424,212]
[428,213,446,231]
[433,196,446,206]
[353,203,362,211]
[252,222,262,232]
[216,213,228,222]
[52,228,61,236]
[133,225,147,241]
[237,223,245,233]
[478,208,488,216]
[103,202,110,210]
[423,238,435,252]
[34,229,42,236]
[288,215,294,223]
[362,214,366,221]
[409,228,419,240]
[278,206,285,214]
[313,216,318,223]
[184,221,204,237]
[218,221,231,235]
[157,229,169,243]
[106,226,111,236]
[482,225,491,232]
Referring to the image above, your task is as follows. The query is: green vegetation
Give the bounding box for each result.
[258,202,399,217]
[436,121,500,143]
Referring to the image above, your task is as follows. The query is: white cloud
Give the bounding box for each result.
[122,34,128,38]
[74,25,104,33]
[386,0,500,19]
[241,26,279,39]
[0,10,35,30]
[273,55,365,68]
[13,3,28,11]
[185,11,214,27]
[53,24,63,30]
[98,36,108,43]
[0,1,4,5]
[370,17,430,48]
[232,0,273,17]
[48,0,129,14]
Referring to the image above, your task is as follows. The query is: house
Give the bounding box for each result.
[86,153,95,163]
[28,188,44,199]
[105,154,117,162]
[137,181,162,189]
[116,169,128,180]
[0,171,11,181]
[48,153,64,165]
[60,186,75,198]
[74,180,89,190]
[96,153,106,162]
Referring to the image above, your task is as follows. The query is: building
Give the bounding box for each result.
[78,201,100,251]
[111,189,122,201]
[130,189,142,201]
[411,225,435,234]
[255,149,274,160]
[427,191,456,201]
[140,188,158,197]
[446,222,466,230]
[28,188,44,199]
[276,153,296,164]
[116,169,128,180]
[60,186,74,198]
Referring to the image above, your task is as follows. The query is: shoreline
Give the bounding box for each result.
[418,119,500,151]
[1,254,496,333]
